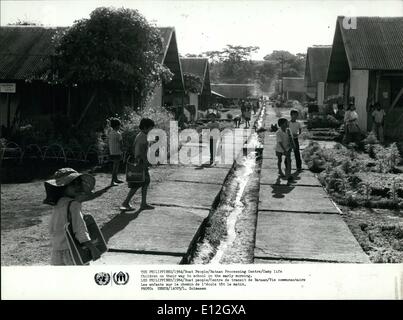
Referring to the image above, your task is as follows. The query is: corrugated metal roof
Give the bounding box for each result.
[338,16,403,70]
[282,77,305,92]
[305,46,332,86]
[180,58,207,80]
[211,83,258,99]
[180,58,208,92]
[0,26,179,82]
[157,27,174,64]
[211,90,226,98]
[0,26,61,80]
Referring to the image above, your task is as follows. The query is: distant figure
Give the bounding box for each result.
[253,101,259,114]
[344,103,360,144]
[121,118,155,212]
[372,102,386,143]
[289,109,302,172]
[335,103,345,121]
[233,114,241,128]
[206,114,220,165]
[275,118,293,183]
[244,106,251,128]
[108,118,124,186]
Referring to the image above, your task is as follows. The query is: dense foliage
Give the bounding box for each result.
[52,7,173,107]
[302,141,403,208]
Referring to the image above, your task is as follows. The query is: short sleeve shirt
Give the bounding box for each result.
[288,121,301,137]
[49,197,91,251]
[134,131,149,163]
[108,129,122,155]
[275,129,290,153]
[372,109,385,124]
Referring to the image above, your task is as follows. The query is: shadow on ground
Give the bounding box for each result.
[271,180,296,198]
[101,209,144,243]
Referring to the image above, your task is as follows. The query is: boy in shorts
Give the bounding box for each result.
[275,118,292,182]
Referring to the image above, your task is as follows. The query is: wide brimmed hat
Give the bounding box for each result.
[46,168,95,189]
[43,168,95,205]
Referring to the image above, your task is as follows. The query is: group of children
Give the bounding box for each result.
[45,117,155,265]
[45,108,306,266]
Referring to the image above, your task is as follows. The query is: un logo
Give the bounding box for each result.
[113,271,129,285]
[94,272,111,286]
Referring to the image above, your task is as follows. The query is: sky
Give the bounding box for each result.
[1,0,402,59]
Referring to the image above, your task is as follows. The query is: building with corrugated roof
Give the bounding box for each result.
[327,16,403,139]
[210,83,259,100]
[0,26,63,132]
[275,77,305,101]
[304,46,340,105]
[147,27,185,113]
[0,26,185,134]
[180,57,211,118]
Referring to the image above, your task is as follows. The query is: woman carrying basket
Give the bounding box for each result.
[121,118,155,212]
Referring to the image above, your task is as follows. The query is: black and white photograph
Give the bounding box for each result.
[1,0,402,300]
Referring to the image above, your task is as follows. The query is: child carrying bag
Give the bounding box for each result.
[125,156,146,183]
[64,201,107,265]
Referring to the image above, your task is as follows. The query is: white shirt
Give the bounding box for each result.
[344,110,358,123]
[372,109,385,124]
[275,129,290,153]
[288,120,301,137]
[49,198,91,251]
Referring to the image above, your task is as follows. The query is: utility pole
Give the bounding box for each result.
[280,53,284,102]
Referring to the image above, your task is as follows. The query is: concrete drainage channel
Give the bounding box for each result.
[181,106,266,264]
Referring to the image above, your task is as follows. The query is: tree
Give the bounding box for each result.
[52,7,172,127]
[8,19,42,26]
[263,50,306,77]
[202,45,259,83]
[183,73,203,94]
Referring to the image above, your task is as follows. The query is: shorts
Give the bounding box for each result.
[109,154,122,161]
[128,169,150,189]
[276,151,290,158]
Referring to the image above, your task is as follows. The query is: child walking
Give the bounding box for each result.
[289,109,302,171]
[108,118,124,186]
[121,118,155,212]
[45,168,101,265]
[275,118,293,182]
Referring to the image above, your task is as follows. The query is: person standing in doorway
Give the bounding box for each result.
[344,103,361,144]
[372,102,386,143]
[289,109,302,172]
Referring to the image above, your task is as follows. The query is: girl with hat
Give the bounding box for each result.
[44,168,101,265]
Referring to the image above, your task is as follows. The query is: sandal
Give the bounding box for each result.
[119,204,135,211]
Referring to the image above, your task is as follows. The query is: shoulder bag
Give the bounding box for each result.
[64,201,108,265]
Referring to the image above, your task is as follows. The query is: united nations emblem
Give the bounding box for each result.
[113,271,129,285]
[94,272,111,285]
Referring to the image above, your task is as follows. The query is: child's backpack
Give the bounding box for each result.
[64,201,107,265]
